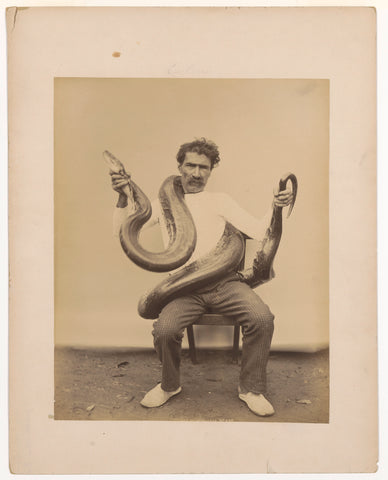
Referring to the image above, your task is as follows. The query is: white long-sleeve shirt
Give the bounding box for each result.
[113,191,272,268]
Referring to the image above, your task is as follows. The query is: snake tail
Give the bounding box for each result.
[238,172,298,288]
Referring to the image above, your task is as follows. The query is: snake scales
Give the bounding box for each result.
[104,150,297,319]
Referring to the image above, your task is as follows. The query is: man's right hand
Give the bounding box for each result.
[110,171,131,208]
[110,171,130,194]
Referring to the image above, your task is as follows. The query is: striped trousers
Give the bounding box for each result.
[152,275,275,394]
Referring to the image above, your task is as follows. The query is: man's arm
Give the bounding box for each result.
[111,171,133,208]
[219,186,294,241]
[111,171,133,236]
[110,172,159,237]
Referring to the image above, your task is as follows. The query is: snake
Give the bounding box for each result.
[237,172,298,289]
[104,150,297,319]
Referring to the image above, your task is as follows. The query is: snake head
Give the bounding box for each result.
[103,150,130,177]
[278,172,298,218]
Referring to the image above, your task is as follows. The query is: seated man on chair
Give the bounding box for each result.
[111,138,293,416]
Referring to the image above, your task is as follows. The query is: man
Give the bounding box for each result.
[111,138,293,416]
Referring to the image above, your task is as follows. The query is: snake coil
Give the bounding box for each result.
[104,151,297,319]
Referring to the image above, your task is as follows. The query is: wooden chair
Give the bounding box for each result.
[186,236,248,365]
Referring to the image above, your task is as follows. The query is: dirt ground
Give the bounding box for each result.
[54,346,329,423]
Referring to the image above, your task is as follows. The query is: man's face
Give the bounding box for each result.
[178,152,212,194]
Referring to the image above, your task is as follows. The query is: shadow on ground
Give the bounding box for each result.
[54,347,329,423]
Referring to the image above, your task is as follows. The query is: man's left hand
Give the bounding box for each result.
[273,186,294,208]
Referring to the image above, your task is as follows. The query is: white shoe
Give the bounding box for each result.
[140,383,182,408]
[238,387,275,417]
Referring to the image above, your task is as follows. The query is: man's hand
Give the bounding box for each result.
[110,171,130,193]
[110,171,131,208]
[273,186,294,208]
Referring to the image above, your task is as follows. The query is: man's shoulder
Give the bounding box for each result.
[200,191,239,213]
[150,198,162,219]
[202,191,233,201]
[207,191,236,206]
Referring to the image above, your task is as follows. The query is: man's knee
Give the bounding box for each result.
[152,314,184,341]
[246,305,275,334]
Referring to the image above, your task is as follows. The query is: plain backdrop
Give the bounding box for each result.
[54,78,329,350]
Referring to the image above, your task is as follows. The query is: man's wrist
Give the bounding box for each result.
[116,194,128,208]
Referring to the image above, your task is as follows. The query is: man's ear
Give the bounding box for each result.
[177,163,182,173]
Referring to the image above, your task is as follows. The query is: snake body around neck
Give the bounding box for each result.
[104,150,297,319]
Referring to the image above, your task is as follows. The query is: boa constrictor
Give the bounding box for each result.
[104,150,297,320]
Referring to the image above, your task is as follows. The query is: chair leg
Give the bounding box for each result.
[232,324,240,364]
[187,325,197,364]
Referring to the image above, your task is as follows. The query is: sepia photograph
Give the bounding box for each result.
[54,78,329,423]
[7,6,377,474]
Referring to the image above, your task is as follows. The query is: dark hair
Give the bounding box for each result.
[176,138,221,169]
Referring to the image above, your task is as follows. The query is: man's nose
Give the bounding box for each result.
[192,166,201,178]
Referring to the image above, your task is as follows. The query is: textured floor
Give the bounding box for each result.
[55,347,329,423]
